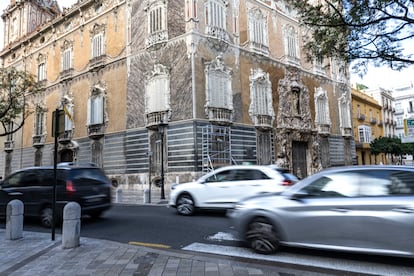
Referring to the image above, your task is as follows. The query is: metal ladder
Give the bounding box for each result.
[201,125,236,173]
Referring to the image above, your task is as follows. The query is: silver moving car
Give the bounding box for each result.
[228,165,414,258]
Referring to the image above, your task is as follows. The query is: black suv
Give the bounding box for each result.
[0,162,112,227]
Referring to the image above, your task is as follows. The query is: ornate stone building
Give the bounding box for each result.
[1,0,355,191]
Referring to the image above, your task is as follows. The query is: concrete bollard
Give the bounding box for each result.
[6,199,24,240]
[116,187,123,203]
[62,202,81,249]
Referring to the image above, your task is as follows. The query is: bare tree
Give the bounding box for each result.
[286,0,414,75]
[0,67,43,137]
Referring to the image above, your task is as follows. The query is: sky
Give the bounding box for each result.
[0,0,413,90]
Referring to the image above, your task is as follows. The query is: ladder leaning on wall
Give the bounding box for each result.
[201,125,237,173]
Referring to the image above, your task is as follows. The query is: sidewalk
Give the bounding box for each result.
[1,186,336,276]
[0,229,339,276]
[1,189,406,276]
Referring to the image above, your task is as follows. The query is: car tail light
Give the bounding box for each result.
[66,180,76,192]
[282,179,293,186]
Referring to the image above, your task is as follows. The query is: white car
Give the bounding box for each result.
[168,165,298,215]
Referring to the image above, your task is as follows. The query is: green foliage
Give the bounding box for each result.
[370,136,414,156]
[286,0,414,74]
[0,67,43,137]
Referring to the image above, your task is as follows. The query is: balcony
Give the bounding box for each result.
[89,55,107,71]
[370,118,377,125]
[394,109,404,115]
[59,130,73,144]
[285,55,301,67]
[88,123,105,140]
[206,26,230,42]
[341,127,352,138]
[145,30,168,49]
[206,107,233,125]
[252,114,273,130]
[60,68,74,80]
[357,113,366,121]
[32,135,45,148]
[205,26,230,51]
[317,124,331,136]
[313,64,326,76]
[378,120,383,126]
[249,42,269,56]
[146,111,170,130]
[4,140,14,152]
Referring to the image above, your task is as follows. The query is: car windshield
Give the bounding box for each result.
[69,168,108,185]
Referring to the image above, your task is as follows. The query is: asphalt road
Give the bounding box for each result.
[2,204,414,275]
[12,204,232,249]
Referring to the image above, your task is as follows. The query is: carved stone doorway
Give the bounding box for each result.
[292,141,307,179]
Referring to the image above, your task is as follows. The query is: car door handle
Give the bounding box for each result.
[393,207,414,214]
[8,192,23,196]
[331,208,349,213]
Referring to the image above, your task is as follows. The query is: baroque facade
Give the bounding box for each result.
[1,0,355,190]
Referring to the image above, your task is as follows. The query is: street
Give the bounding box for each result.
[2,204,414,275]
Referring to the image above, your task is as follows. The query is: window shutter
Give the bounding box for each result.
[95,96,103,124]
[87,98,91,125]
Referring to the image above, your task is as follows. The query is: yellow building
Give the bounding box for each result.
[0,0,127,176]
[351,88,386,164]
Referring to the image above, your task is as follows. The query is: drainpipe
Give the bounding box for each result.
[191,40,196,119]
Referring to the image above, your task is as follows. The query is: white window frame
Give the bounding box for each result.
[205,56,232,110]
[248,8,268,48]
[87,95,104,125]
[34,109,45,136]
[205,0,227,30]
[314,87,331,126]
[249,68,273,117]
[61,48,72,71]
[358,125,372,143]
[284,25,299,58]
[148,2,167,34]
[37,62,46,82]
[145,64,170,114]
[91,33,104,59]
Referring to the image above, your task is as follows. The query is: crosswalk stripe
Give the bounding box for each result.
[182,242,413,276]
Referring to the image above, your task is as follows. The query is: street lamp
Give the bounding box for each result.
[158,122,168,200]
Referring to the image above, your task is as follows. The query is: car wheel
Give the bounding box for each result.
[246,218,279,254]
[40,206,53,228]
[176,194,195,216]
